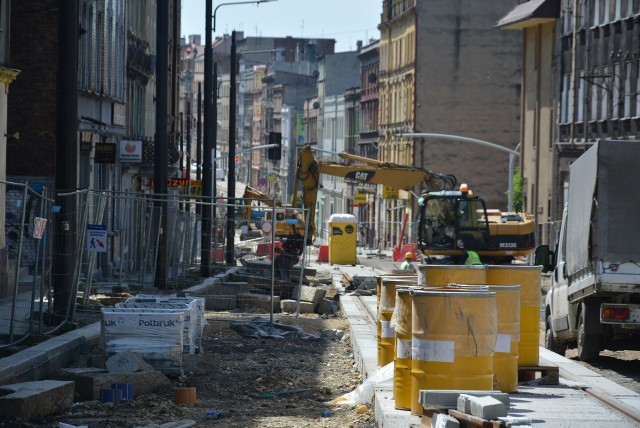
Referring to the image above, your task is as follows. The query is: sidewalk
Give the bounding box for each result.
[318,259,640,427]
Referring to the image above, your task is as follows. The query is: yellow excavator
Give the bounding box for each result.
[242,185,306,239]
[293,145,535,264]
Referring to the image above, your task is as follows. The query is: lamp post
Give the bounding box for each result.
[397,132,521,212]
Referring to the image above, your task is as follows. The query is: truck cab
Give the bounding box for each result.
[536,205,576,355]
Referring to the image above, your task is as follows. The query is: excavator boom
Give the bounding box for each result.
[294,145,456,242]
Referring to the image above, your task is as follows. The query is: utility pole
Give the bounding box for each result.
[225,31,237,265]
[202,0,214,275]
[53,0,79,316]
[154,0,169,289]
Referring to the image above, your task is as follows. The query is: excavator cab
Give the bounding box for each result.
[417,189,490,256]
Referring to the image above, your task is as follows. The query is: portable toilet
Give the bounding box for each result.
[328,213,358,265]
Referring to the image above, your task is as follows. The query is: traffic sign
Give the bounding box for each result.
[87,224,108,253]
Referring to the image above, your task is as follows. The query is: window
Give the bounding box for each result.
[96,10,103,93]
[612,63,620,118]
[578,71,585,121]
[601,66,609,120]
[561,74,570,123]
[624,62,631,118]
[603,0,611,24]
[591,68,599,120]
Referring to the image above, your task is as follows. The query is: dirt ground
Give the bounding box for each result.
[0,311,377,428]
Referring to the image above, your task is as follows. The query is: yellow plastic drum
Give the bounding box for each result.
[410,289,497,416]
[486,265,541,366]
[378,277,418,367]
[376,274,417,365]
[417,264,487,287]
[392,286,420,410]
[450,284,521,393]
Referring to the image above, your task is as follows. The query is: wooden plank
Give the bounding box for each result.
[448,409,505,428]
[422,408,445,426]
[518,365,559,385]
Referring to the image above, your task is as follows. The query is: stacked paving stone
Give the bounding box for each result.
[419,390,533,427]
[101,295,206,375]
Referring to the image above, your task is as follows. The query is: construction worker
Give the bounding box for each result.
[458,241,483,266]
[400,252,416,271]
[464,249,483,265]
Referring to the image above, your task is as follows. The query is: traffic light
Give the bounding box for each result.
[268,132,282,161]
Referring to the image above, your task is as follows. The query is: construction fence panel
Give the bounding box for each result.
[0,180,55,344]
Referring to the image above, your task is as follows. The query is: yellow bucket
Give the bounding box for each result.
[410,289,496,416]
[486,265,541,366]
[450,284,521,393]
[417,264,487,287]
[392,286,420,410]
[376,275,415,364]
[378,277,418,367]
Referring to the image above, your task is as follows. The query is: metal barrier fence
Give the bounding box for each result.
[0,184,312,346]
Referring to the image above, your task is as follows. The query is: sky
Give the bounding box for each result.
[180,0,381,52]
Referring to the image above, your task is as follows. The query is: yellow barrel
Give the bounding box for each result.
[450,284,521,393]
[486,265,541,366]
[376,274,415,364]
[410,289,497,415]
[417,264,487,287]
[392,286,420,410]
[378,277,418,367]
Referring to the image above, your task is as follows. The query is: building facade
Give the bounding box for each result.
[378,0,522,250]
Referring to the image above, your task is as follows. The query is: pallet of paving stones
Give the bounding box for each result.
[101,308,184,374]
[117,295,206,354]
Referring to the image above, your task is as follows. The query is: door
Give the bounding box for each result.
[551,205,571,336]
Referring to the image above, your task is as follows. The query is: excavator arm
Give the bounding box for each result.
[293,145,456,243]
[243,185,278,228]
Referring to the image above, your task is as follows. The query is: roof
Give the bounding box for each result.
[495,0,560,30]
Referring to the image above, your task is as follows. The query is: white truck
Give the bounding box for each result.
[535,140,640,361]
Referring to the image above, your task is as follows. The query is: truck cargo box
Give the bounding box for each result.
[566,140,640,275]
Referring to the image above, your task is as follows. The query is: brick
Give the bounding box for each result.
[297,285,326,305]
[280,299,314,313]
[469,396,508,420]
[433,413,460,428]
[316,298,334,314]
[0,380,74,418]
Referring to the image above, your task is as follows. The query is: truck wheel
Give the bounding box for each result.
[545,316,566,355]
[577,309,601,361]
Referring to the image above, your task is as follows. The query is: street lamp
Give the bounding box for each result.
[205,0,279,268]
[397,132,521,212]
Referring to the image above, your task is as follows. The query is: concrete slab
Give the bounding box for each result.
[0,380,74,418]
[0,323,101,385]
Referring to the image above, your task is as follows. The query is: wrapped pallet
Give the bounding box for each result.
[101,308,184,374]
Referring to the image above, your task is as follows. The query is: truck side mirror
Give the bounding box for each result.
[534,245,554,273]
